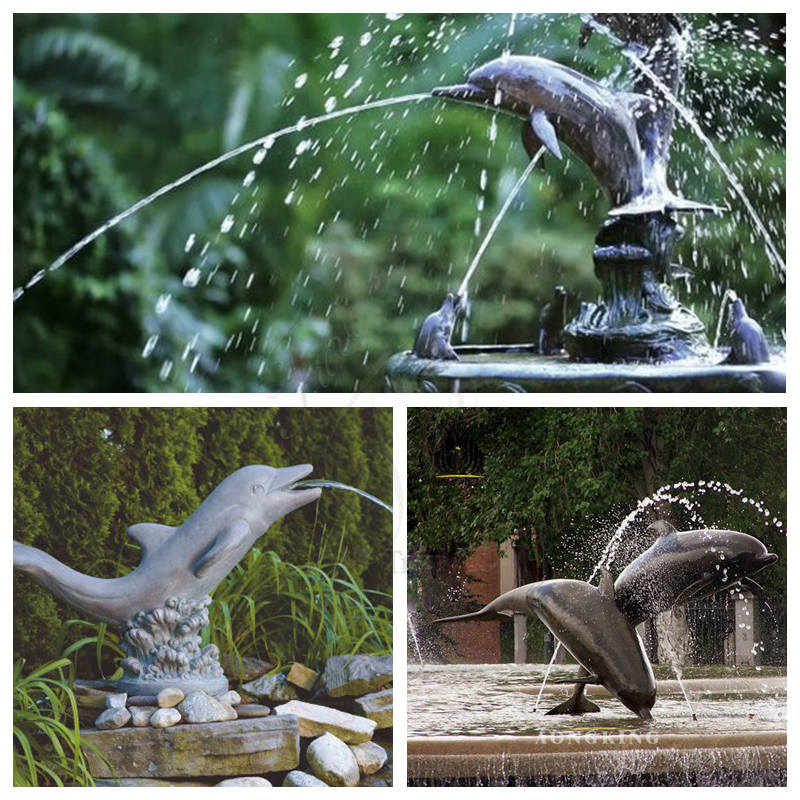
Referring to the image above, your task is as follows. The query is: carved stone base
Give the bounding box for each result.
[116,596,228,696]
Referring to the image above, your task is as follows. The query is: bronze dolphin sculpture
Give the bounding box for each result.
[435,569,656,719]
[550,521,778,715]
[432,55,719,217]
[13,464,321,626]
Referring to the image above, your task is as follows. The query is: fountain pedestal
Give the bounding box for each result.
[564,213,710,362]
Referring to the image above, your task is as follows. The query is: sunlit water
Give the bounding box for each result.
[407,663,786,738]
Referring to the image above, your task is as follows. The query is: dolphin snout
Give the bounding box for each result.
[432,82,490,104]
[274,463,314,490]
[760,553,779,566]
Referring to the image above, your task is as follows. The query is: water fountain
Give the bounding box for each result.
[387,13,785,393]
[12,14,784,392]
[406,483,786,786]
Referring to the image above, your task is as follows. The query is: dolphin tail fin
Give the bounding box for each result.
[546,691,601,715]
[434,584,532,625]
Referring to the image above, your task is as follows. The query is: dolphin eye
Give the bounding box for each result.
[251,484,265,495]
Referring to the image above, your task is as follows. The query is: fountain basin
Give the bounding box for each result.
[407,731,786,786]
[407,664,785,785]
[386,345,785,393]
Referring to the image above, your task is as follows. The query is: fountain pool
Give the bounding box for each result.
[407,663,786,786]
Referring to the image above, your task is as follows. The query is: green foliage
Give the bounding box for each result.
[14,407,393,669]
[12,13,785,391]
[209,548,392,670]
[13,658,104,787]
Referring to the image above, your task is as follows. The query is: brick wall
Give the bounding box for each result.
[443,543,502,663]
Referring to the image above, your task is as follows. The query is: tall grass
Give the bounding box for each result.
[209,548,392,670]
[13,658,104,787]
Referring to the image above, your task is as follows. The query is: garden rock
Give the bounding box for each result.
[215,777,272,787]
[222,655,273,683]
[157,687,185,708]
[130,706,158,727]
[106,692,127,709]
[282,770,328,787]
[128,695,159,707]
[95,707,131,730]
[217,690,241,707]
[81,715,300,778]
[306,732,360,787]
[286,662,319,691]
[150,708,181,728]
[273,700,377,744]
[350,741,387,775]
[354,688,393,728]
[234,704,271,718]
[242,673,297,703]
[179,690,237,723]
[322,654,392,697]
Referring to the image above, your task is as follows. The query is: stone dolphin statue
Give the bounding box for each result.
[435,570,656,719]
[13,464,322,626]
[551,520,778,715]
[432,55,719,217]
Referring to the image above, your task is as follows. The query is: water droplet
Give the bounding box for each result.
[142,334,159,358]
[155,294,171,314]
[183,268,201,287]
[220,215,235,233]
[243,171,256,187]
[184,233,196,253]
[294,73,308,89]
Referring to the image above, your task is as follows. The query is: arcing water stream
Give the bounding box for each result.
[12,93,433,303]
[293,478,393,514]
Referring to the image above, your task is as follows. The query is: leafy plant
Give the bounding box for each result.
[13,657,105,787]
[208,548,392,671]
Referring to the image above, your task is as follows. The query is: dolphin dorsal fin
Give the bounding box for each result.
[648,520,677,537]
[127,523,176,559]
[598,567,615,600]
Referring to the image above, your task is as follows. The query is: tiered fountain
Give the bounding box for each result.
[387,14,785,393]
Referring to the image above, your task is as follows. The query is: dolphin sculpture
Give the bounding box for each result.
[435,570,656,719]
[432,55,719,217]
[550,521,778,715]
[13,464,321,625]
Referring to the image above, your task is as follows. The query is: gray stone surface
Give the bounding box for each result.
[350,741,388,775]
[282,770,328,787]
[179,690,237,723]
[215,777,272,787]
[95,707,131,730]
[127,695,159,707]
[106,693,127,709]
[217,690,241,707]
[243,673,298,703]
[157,687,185,708]
[130,706,158,727]
[274,700,377,744]
[81,715,300,778]
[150,708,181,728]
[354,689,393,729]
[235,704,271,719]
[323,654,392,697]
[307,733,360,787]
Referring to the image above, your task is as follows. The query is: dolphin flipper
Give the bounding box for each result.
[192,518,251,578]
[530,109,562,160]
[127,523,176,558]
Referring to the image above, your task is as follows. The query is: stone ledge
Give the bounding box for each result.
[82,715,299,778]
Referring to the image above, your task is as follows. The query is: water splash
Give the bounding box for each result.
[408,608,425,666]
[293,479,392,514]
[13,93,433,303]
